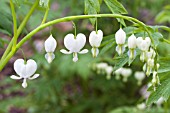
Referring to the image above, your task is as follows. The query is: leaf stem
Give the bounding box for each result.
[41,5,49,24]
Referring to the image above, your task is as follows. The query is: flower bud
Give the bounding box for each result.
[128,34,137,49]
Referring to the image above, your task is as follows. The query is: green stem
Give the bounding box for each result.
[0,14,153,71]
[72,21,77,38]
[41,6,49,24]
[0,0,39,62]
[163,38,170,44]
[10,0,17,50]
[96,17,98,33]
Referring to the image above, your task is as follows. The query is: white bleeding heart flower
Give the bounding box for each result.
[96,62,108,74]
[121,68,132,82]
[10,59,40,88]
[114,68,123,80]
[45,35,57,63]
[115,28,126,44]
[128,34,137,60]
[39,0,49,7]
[115,28,126,56]
[137,37,151,62]
[89,30,103,57]
[137,103,146,110]
[134,71,145,85]
[105,66,113,80]
[60,33,88,62]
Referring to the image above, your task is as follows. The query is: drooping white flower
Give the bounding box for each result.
[121,68,132,82]
[152,71,160,91]
[10,59,39,88]
[128,34,137,60]
[114,68,123,80]
[60,33,88,62]
[105,66,113,80]
[134,71,145,85]
[115,28,126,55]
[137,37,151,62]
[39,0,49,7]
[96,62,108,74]
[137,103,146,110]
[45,35,57,63]
[89,30,103,57]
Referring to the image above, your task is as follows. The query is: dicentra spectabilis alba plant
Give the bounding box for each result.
[60,33,88,62]
[44,35,57,63]
[115,28,126,56]
[89,30,103,57]
[1,0,170,106]
[11,59,39,88]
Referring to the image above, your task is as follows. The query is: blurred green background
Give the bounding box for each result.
[0,0,170,113]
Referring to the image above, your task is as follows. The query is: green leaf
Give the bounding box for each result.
[104,0,128,14]
[158,57,170,73]
[0,38,9,48]
[147,76,170,105]
[151,32,163,47]
[99,41,115,56]
[156,10,170,23]
[84,0,100,25]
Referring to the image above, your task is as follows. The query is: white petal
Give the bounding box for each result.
[91,48,99,57]
[64,33,86,53]
[78,49,88,54]
[73,53,78,62]
[45,35,57,53]
[22,79,27,88]
[134,71,145,81]
[115,28,126,44]
[128,34,137,49]
[89,30,103,47]
[29,74,40,80]
[14,59,25,76]
[145,37,151,47]
[25,59,37,78]
[45,53,55,63]
[10,75,22,80]
[136,37,143,49]
[60,49,72,54]
[64,34,75,52]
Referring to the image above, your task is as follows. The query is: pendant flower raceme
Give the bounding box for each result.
[136,37,151,62]
[89,30,103,57]
[45,35,57,63]
[128,34,137,60]
[10,59,39,88]
[60,33,88,62]
[115,28,126,56]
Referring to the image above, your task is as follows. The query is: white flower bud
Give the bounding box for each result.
[128,34,137,49]
[134,71,145,85]
[115,28,126,45]
[137,103,146,110]
[45,35,57,53]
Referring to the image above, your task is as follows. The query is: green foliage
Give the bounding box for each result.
[156,5,170,23]
[84,0,101,25]
[147,75,170,105]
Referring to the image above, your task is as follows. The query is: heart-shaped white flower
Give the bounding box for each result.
[89,30,103,57]
[10,59,39,88]
[115,28,126,45]
[60,33,88,62]
[44,35,57,63]
[137,37,151,51]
